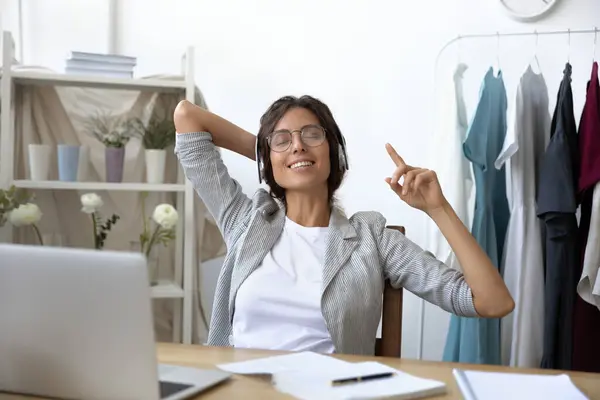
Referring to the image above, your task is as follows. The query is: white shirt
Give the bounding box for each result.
[577,182,600,310]
[495,65,550,368]
[426,63,473,271]
[232,217,335,353]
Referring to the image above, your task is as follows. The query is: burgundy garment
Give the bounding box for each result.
[572,62,600,373]
[579,62,600,192]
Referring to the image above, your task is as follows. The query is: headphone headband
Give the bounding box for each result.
[255,136,263,183]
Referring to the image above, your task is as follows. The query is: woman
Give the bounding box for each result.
[173,95,514,355]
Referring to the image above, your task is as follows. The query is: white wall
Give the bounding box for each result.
[2,0,109,66]
[6,0,600,360]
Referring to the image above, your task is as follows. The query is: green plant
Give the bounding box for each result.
[80,192,120,249]
[139,116,176,150]
[84,111,143,148]
[0,185,33,227]
[92,213,120,250]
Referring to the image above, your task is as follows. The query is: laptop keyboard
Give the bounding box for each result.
[159,380,193,399]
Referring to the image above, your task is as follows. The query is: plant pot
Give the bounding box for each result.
[145,149,166,184]
[28,144,52,181]
[57,144,80,182]
[129,240,159,286]
[105,147,125,183]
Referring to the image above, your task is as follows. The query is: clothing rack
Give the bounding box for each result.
[418,27,599,362]
[437,27,599,61]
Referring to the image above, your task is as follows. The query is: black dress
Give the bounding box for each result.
[536,63,580,370]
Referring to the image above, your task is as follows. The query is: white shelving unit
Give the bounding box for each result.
[12,180,186,192]
[0,31,198,345]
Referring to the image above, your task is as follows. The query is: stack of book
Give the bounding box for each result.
[65,51,137,79]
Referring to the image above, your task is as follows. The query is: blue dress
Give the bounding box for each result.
[442,68,510,365]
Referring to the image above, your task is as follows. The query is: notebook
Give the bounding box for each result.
[272,361,446,399]
[218,352,446,400]
[453,369,589,400]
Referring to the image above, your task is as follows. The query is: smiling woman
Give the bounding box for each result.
[173,95,514,357]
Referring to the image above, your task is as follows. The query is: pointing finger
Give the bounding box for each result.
[385,143,406,167]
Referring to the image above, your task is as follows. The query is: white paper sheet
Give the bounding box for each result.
[454,369,589,400]
[216,351,350,375]
[272,361,445,400]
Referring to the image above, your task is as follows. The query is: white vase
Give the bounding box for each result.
[0,225,11,243]
[129,240,159,286]
[77,145,90,182]
[145,149,166,184]
[28,144,52,181]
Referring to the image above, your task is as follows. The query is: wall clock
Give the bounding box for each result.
[499,0,561,22]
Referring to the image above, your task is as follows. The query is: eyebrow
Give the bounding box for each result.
[272,124,320,133]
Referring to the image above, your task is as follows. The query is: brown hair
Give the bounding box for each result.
[257,95,348,205]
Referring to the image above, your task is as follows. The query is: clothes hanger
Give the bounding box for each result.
[567,28,571,64]
[593,27,598,62]
[530,30,542,74]
[495,32,501,74]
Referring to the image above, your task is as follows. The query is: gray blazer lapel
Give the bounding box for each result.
[229,206,285,322]
[322,208,358,295]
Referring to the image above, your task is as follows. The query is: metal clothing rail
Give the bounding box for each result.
[436,27,599,64]
[417,26,599,362]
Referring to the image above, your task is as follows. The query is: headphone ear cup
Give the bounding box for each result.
[336,131,349,173]
[338,144,348,172]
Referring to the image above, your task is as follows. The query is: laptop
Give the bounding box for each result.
[0,243,231,400]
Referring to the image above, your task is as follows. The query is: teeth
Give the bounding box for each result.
[290,161,314,169]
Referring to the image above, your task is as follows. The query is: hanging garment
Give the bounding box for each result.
[495,66,550,368]
[443,67,509,365]
[537,63,580,371]
[577,183,600,310]
[572,61,600,373]
[425,63,473,272]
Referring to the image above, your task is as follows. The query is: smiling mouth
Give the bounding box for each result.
[288,161,315,169]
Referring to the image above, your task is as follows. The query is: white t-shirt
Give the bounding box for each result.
[232,217,335,353]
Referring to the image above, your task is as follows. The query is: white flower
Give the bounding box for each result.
[106,133,119,143]
[9,203,42,227]
[81,193,103,214]
[152,204,178,229]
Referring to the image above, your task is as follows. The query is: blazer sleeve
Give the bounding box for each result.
[174,132,252,246]
[376,218,479,317]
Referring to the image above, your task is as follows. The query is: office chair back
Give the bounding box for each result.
[374,225,404,358]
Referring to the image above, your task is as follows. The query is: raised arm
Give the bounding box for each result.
[174,100,256,159]
[173,100,255,245]
[383,143,514,318]
[377,221,479,317]
[427,203,514,317]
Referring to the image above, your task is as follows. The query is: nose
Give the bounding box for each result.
[290,131,306,153]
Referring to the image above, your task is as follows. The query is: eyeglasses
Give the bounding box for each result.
[267,125,326,152]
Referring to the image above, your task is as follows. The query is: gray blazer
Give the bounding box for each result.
[175,132,478,355]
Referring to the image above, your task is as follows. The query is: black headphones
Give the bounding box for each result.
[255,130,349,183]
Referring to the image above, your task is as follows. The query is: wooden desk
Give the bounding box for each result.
[157,343,600,399]
[1,343,598,399]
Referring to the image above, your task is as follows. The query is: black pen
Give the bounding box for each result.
[331,372,396,386]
